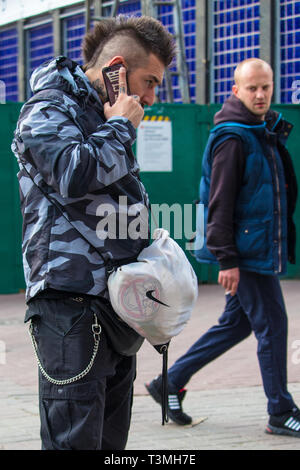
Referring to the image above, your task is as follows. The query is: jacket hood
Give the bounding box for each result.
[213,94,293,141]
[29,56,101,106]
[214,93,280,128]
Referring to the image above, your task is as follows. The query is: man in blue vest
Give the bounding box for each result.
[146,58,300,438]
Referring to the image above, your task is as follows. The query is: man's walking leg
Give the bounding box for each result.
[146,293,252,424]
[237,271,295,416]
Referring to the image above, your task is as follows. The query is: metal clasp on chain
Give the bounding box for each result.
[92,314,101,342]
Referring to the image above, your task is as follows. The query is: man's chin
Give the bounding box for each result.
[252,107,268,119]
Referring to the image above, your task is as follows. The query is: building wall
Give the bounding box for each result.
[0,0,299,104]
[212,0,261,103]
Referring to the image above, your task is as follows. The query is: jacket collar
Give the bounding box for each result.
[213,94,293,143]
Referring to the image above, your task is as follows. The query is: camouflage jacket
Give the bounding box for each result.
[11,56,149,302]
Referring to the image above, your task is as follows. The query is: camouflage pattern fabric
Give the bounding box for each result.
[11,57,149,302]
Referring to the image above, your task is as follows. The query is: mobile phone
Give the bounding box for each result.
[102,63,131,106]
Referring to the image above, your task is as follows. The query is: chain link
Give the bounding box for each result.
[29,314,101,386]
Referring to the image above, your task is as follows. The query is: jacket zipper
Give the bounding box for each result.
[271,146,282,273]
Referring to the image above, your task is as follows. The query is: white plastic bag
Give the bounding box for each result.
[108,229,198,346]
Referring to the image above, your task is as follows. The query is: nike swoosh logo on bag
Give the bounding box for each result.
[146,290,170,307]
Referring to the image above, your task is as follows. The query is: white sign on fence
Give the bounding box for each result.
[136,119,173,172]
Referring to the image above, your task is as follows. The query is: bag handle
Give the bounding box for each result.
[154,342,170,425]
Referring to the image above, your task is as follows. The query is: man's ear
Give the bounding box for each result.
[232,84,238,97]
[107,56,126,67]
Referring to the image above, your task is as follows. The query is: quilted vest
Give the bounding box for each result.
[195,122,288,275]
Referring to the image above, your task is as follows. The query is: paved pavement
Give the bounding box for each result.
[1,280,300,451]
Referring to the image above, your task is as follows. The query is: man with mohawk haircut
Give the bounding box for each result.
[12,15,175,450]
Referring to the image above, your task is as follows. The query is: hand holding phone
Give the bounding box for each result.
[102,64,144,128]
[102,63,131,106]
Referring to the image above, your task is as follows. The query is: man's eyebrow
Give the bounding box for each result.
[148,74,162,86]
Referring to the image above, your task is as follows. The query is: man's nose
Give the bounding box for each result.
[141,88,156,107]
[256,88,265,99]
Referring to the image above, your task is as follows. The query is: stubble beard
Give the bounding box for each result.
[91,78,108,102]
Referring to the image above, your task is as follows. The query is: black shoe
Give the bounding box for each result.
[145,376,192,425]
[266,407,300,438]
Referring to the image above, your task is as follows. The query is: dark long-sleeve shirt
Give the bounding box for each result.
[206,138,245,270]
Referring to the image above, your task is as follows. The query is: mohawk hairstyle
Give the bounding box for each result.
[82,15,176,71]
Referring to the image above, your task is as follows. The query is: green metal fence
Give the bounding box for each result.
[137,103,219,283]
[1,102,300,294]
[0,102,24,293]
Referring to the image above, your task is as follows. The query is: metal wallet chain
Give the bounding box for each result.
[28,314,102,386]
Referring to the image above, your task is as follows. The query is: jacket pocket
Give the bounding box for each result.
[235,219,271,260]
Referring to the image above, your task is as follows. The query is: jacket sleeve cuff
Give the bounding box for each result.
[219,258,239,270]
[107,116,136,141]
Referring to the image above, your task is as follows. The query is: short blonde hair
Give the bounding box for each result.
[234,58,273,85]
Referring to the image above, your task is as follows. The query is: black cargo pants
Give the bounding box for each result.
[25,295,136,450]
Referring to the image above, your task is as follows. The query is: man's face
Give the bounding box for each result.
[232,64,274,119]
[127,53,165,107]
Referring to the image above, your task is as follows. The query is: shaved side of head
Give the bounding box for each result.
[94,34,149,72]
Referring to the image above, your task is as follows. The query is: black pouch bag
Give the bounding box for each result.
[90,296,144,356]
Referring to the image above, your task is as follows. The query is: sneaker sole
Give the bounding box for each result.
[168,410,193,426]
[266,424,300,438]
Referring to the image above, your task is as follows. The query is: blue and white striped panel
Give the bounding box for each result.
[99,0,141,18]
[213,0,260,103]
[63,14,85,64]
[28,23,54,74]
[280,0,300,103]
[26,23,54,98]
[117,0,142,16]
[157,0,197,103]
[0,28,18,102]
